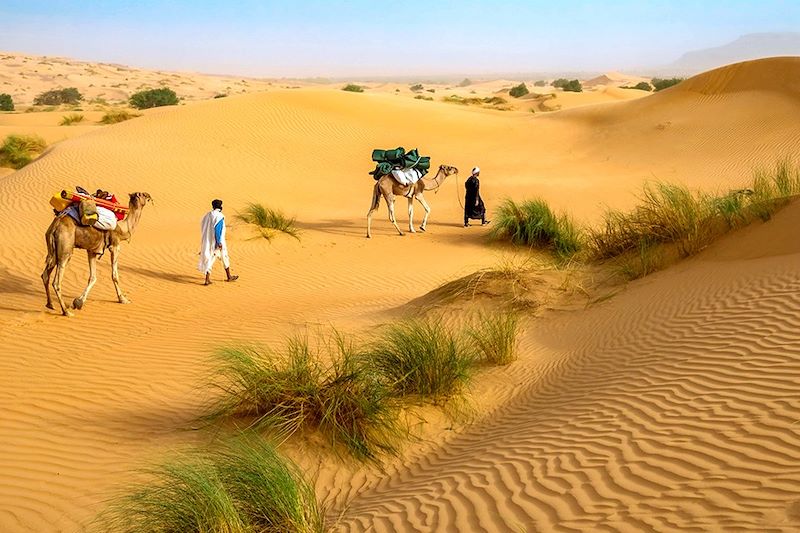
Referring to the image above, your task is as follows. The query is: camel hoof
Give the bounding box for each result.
[366,234,371,239]
[419,226,426,232]
[72,298,84,310]
[45,302,55,310]
[63,310,74,317]
[119,297,131,304]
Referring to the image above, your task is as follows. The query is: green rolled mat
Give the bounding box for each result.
[416,156,431,170]
[375,162,393,176]
[383,147,405,162]
[371,149,386,162]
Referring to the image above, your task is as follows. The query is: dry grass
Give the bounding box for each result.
[0,134,46,169]
[238,203,300,241]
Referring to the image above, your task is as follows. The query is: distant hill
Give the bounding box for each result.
[671,32,800,73]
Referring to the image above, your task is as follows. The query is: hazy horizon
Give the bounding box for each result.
[1,0,799,78]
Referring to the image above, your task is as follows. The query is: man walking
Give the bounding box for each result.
[464,167,490,227]
[199,199,238,285]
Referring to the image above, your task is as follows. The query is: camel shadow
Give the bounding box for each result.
[295,218,372,238]
[0,267,38,296]
[126,266,201,285]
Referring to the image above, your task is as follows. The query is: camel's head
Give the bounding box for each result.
[440,165,458,176]
[128,192,153,208]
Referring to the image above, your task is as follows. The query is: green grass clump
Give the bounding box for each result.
[209,335,402,461]
[490,198,582,259]
[341,84,364,93]
[414,95,433,101]
[101,437,323,533]
[509,83,529,98]
[366,320,474,404]
[0,134,47,169]
[652,77,684,91]
[100,109,141,124]
[467,312,520,365]
[590,183,711,259]
[238,203,300,241]
[59,113,84,125]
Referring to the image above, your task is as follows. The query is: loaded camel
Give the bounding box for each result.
[42,192,152,316]
[367,164,458,238]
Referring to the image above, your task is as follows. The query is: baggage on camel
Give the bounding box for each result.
[369,146,431,181]
[49,188,129,231]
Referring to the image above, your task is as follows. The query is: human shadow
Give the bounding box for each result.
[126,265,201,285]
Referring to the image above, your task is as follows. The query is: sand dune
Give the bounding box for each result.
[0,57,799,531]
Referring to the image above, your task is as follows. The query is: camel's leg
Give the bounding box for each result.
[110,246,130,304]
[52,253,73,317]
[72,252,98,310]
[387,197,404,236]
[417,194,432,231]
[42,254,56,310]
[366,183,381,238]
[407,196,416,233]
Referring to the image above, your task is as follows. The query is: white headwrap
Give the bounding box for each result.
[472,167,480,174]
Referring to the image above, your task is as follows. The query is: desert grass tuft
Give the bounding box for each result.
[100,437,323,533]
[209,334,402,461]
[0,134,47,169]
[59,113,84,125]
[490,198,582,259]
[100,109,141,124]
[365,319,474,404]
[238,203,300,241]
[467,312,520,365]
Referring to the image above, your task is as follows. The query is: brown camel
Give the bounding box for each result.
[42,192,152,316]
[366,164,458,238]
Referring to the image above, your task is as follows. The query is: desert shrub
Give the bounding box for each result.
[341,84,364,93]
[213,93,228,99]
[490,198,582,258]
[533,80,546,87]
[414,95,433,101]
[561,79,582,92]
[209,335,403,461]
[632,81,652,91]
[483,96,507,105]
[365,320,474,404]
[652,77,684,91]
[237,203,300,241]
[100,437,323,533]
[425,88,435,93]
[129,87,179,109]
[409,84,423,92]
[458,78,473,87]
[467,312,520,365]
[100,110,141,124]
[33,87,82,105]
[552,78,569,88]
[509,83,529,98]
[0,134,47,169]
[0,93,13,111]
[590,183,710,259]
[59,113,84,125]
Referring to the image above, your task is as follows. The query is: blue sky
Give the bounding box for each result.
[1,1,798,77]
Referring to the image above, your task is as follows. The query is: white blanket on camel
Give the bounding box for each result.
[198,209,230,274]
[391,168,421,186]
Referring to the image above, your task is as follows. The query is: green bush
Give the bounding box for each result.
[237,203,300,241]
[129,87,179,109]
[409,84,423,92]
[467,312,520,365]
[59,113,84,125]
[533,80,546,87]
[633,81,652,91]
[100,437,324,533]
[33,87,82,105]
[100,110,141,124]
[561,79,582,92]
[414,95,433,101]
[490,198,582,259]
[652,77,684,91]
[0,134,47,169]
[509,83,529,98]
[365,320,474,404]
[552,78,569,88]
[209,334,403,461]
[0,93,13,111]
[341,84,364,93]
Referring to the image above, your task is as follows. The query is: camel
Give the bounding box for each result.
[366,164,458,238]
[42,192,152,317]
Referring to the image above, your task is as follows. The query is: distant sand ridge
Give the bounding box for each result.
[0,57,799,531]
